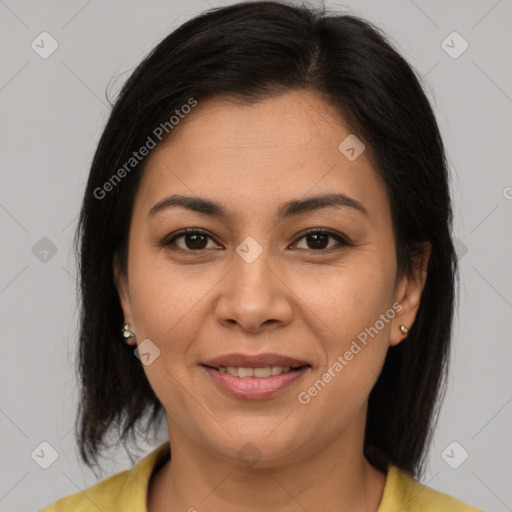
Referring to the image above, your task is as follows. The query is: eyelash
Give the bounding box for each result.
[162,228,353,254]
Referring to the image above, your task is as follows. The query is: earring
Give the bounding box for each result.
[122,323,135,341]
[399,324,409,338]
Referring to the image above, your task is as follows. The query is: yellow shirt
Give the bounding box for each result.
[39,441,484,511]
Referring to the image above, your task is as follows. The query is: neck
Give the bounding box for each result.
[147,428,387,512]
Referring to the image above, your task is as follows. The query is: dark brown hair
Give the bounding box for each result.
[73,0,457,480]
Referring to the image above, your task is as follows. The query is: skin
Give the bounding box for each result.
[113,89,430,512]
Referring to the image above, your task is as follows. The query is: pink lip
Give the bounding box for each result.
[202,352,310,368]
[201,365,311,400]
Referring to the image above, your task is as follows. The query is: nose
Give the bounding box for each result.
[214,247,294,334]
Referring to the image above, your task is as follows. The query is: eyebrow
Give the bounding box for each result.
[148,192,369,220]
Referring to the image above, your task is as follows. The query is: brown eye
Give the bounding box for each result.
[163,228,351,254]
[165,229,218,251]
[293,229,350,252]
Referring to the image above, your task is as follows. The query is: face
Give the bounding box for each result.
[114,90,429,467]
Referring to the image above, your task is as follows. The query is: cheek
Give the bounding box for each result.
[127,255,204,416]
[127,250,202,358]
[129,238,395,351]
[293,251,395,338]
[295,251,395,395]
[296,276,394,435]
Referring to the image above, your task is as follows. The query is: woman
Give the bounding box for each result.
[40,1,484,511]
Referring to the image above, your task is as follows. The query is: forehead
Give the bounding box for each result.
[134,90,389,224]
[157,90,353,158]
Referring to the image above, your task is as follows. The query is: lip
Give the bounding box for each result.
[201,365,311,400]
[201,352,310,368]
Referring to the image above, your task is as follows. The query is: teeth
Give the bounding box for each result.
[221,366,293,378]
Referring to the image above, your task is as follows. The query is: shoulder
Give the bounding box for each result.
[38,469,131,512]
[380,465,485,512]
[39,442,171,512]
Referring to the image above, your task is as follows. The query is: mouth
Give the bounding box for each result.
[200,364,312,400]
[200,364,310,378]
[201,352,311,371]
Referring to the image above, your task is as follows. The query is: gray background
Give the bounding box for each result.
[0,0,511,510]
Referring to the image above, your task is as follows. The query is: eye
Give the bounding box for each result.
[164,229,219,251]
[292,229,351,252]
[163,228,351,253]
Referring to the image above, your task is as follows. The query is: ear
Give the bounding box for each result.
[389,241,431,347]
[113,254,136,345]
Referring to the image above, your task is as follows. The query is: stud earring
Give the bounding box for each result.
[399,324,409,338]
[122,323,135,342]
